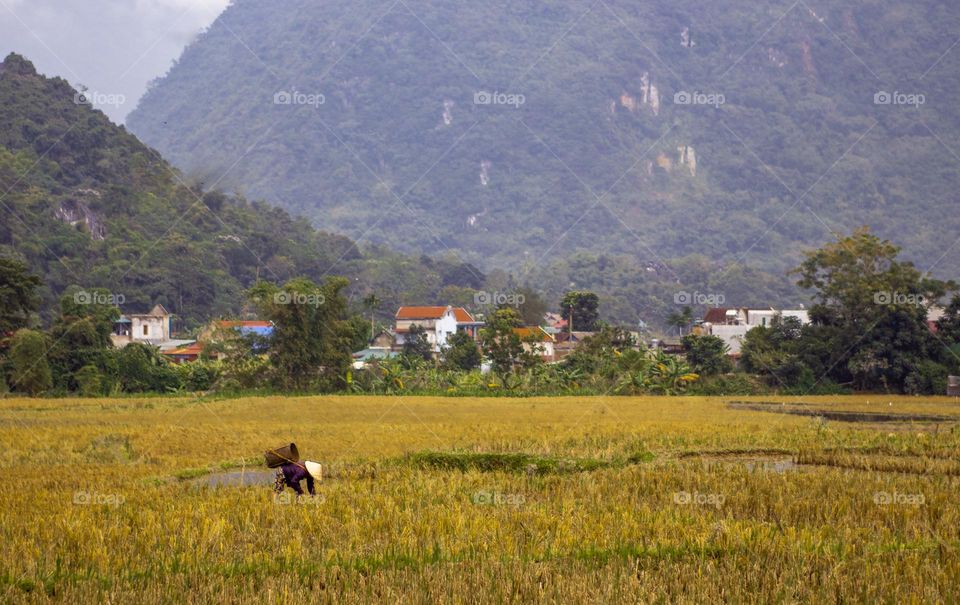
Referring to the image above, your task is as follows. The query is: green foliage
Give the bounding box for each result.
[687,374,771,396]
[0,54,487,328]
[172,360,222,392]
[127,0,960,327]
[479,307,542,384]
[681,335,732,376]
[114,344,179,393]
[248,277,352,390]
[794,228,953,392]
[7,329,52,395]
[407,451,620,475]
[401,324,433,365]
[343,314,374,352]
[739,230,954,394]
[47,288,119,390]
[667,307,694,337]
[515,287,548,327]
[73,365,103,397]
[0,257,41,333]
[442,331,481,371]
[560,291,600,332]
[903,360,950,397]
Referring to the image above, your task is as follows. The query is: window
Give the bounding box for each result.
[143,325,149,336]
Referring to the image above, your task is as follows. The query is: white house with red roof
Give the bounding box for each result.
[394,305,483,353]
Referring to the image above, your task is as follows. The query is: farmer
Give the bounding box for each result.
[273,460,322,496]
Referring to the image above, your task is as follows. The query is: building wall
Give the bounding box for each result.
[709,324,750,354]
[434,312,458,352]
[131,316,169,341]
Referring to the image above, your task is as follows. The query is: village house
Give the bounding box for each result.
[394,306,483,354]
[198,319,273,343]
[552,330,596,360]
[164,319,274,364]
[696,307,810,355]
[111,304,194,353]
[513,326,557,362]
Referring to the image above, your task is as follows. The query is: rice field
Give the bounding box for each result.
[1,394,959,603]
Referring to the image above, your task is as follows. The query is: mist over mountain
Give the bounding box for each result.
[127,0,960,302]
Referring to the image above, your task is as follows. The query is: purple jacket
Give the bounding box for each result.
[276,462,315,495]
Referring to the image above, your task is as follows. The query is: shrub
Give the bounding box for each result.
[8,329,52,396]
[74,365,103,397]
[903,360,949,395]
[689,374,771,396]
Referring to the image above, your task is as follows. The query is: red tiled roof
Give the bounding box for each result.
[217,320,273,328]
[703,308,729,324]
[513,326,555,342]
[395,306,474,323]
[162,342,203,357]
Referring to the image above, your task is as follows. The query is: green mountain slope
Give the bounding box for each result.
[127,0,960,286]
[0,54,484,327]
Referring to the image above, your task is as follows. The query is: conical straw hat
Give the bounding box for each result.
[304,460,323,481]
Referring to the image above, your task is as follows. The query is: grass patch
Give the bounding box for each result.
[404,450,654,474]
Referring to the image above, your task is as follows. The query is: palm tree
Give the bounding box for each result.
[667,306,693,337]
[362,293,381,341]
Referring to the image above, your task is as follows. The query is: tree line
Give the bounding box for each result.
[2,229,959,397]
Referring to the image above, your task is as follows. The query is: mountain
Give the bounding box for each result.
[127,0,960,294]
[0,53,484,327]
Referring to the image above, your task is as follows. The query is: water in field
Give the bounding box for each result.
[727,401,958,424]
[199,470,276,488]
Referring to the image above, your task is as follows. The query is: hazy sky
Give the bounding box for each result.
[0,0,230,123]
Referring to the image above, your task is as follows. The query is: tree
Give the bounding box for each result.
[511,286,548,327]
[47,287,119,391]
[401,324,433,364]
[681,334,732,376]
[667,306,693,336]
[793,228,953,392]
[248,277,352,390]
[7,329,52,395]
[934,294,960,370]
[559,291,600,332]
[0,258,41,334]
[564,326,637,377]
[114,343,180,393]
[74,365,103,397]
[362,293,381,341]
[479,307,540,383]
[344,314,374,353]
[442,331,481,371]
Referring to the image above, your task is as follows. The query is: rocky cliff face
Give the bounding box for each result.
[55,193,106,241]
[126,0,960,281]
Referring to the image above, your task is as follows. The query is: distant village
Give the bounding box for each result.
[112,302,849,368]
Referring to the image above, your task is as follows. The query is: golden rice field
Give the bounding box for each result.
[1,394,959,603]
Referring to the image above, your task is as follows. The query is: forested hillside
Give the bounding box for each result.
[0,54,483,327]
[128,0,960,294]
